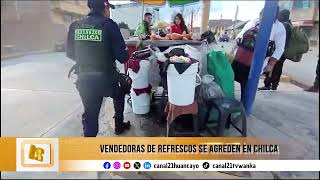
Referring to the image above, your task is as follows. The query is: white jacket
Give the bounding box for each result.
[236,19,286,61]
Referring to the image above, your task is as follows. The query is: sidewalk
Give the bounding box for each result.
[2,79,318,179]
[1,50,54,61]
[283,47,319,88]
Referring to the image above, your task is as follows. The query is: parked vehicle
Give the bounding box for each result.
[54,41,65,52]
[219,33,230,42]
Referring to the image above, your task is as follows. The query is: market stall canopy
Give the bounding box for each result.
[134,0,198,6]
[167,0,198,6]
[135,0,165,5]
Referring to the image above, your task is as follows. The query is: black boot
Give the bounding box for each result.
[115,121,131,135]
[258,86,271,90]
[305,86,319,92]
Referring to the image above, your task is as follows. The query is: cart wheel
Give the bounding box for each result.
[151,91,156,103]
[127,96,132,108]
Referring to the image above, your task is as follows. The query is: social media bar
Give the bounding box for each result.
[68,160,320,172]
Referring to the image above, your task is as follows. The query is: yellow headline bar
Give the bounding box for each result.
[0,138,16,171]
[0,137,281,171]
[59,137,279,160]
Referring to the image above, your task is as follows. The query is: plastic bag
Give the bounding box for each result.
[207,50,235,98]
[149,46,167,62]
[195,75,225,105]
[199,42,223,76]
[161,44,202,59]
[148,61,161,87]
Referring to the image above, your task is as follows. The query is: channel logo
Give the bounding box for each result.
[123,162,131,169]
[103,162,111,169]
[113,162,121,169]
[143,162,151,169]
[16,138,59,171]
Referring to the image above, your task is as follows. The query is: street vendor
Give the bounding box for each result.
[170,13,189,34]
[134,12,153,36]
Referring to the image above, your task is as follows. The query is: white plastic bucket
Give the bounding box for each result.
[130,91,150,114]
[128,60,150,89]
[167,62,201,106]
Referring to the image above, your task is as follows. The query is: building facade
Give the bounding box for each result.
[279,0,319,46]
[111,3,160,31]
[1,0,88,56]
[225,21,247,38]
[208,19,242,36]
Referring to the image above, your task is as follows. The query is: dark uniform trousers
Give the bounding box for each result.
[315,58,319,88]
[76,73,125,137]
[264,55,286,88]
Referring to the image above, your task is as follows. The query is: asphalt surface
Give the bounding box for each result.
[1,53,80,136]
[1,47,319,179]
[283,47,319,87]
[1,45,318,136]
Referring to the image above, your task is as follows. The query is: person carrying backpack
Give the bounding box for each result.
[305,56,319,92]
[259,9,292,90]
[232,7,286,101]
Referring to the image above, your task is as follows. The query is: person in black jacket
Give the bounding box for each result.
[259,9,292,90]
[66,0,130,136]
[305,57,319,92]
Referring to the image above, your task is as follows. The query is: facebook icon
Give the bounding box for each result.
[143,162,151,169]
[103,162,111,169]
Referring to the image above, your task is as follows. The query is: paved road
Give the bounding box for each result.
[1,53,81,136]
[219,41,319,87]
[283,47,319,87]
[1,50,319,179]
[1,44,317,136]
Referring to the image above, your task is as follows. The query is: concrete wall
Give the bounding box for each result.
[1,0,87,56]
[309,22,319,47]
[291,8,315,21]
[1,20,67,55]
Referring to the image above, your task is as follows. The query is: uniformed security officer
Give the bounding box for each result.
[66,0,130,137]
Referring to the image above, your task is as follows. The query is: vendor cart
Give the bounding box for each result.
[124,37,204,74]
[124,37,207,135]
[124,37,247,137]
[121,0,247,137]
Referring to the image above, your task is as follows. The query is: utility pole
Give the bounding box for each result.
[191,11,194,32]
[232,5,239,39]
[200,0,211,34]
[243,0,279,115]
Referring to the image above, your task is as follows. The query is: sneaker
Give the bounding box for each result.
[258,86,271,90]
[271,86,278,90]
[115,121,131,135]
[304,86,319,93]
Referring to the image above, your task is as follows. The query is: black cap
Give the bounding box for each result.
[279,9,290,21]
[87,0,115,10]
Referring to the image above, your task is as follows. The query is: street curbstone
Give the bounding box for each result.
[1,50,53,61]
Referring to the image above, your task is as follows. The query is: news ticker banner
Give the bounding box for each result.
[0,137,319,172]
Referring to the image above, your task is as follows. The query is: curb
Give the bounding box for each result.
[260,74,310,89]
[289,79,309,90]
[279,75,291,83]
[1,50,54,61]
[282,74,310,90]
[259,75,291,83]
